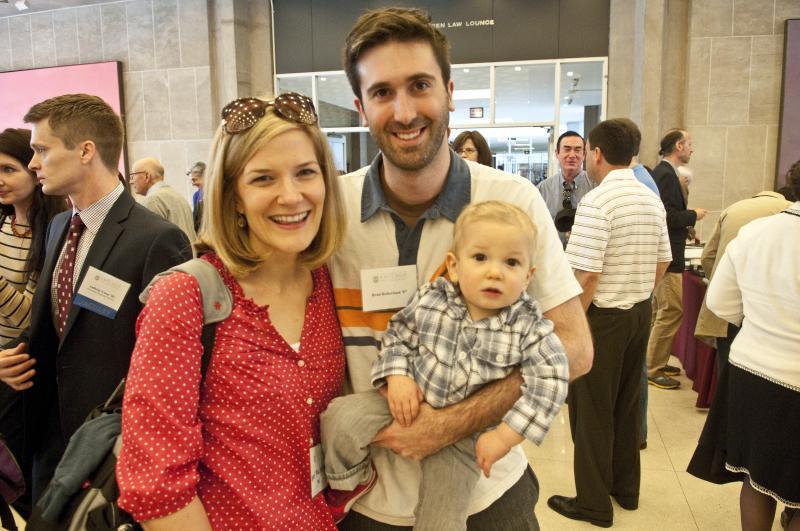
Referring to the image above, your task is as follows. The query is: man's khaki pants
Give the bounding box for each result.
[646,272,683,376]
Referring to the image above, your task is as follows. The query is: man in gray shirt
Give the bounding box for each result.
[536,131,595,243]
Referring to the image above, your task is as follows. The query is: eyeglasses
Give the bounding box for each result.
[221,93,318,134]
[562,180,574,209]
[456,147,478,156]
[128,171,146,181]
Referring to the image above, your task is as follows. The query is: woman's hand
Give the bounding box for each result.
[0,343,35,390]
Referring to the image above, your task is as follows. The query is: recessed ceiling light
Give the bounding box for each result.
[319,77,327,82]
[14,0,29,10]
[566,71,574,77]
[514,66,522,72]
[563,96,570,100]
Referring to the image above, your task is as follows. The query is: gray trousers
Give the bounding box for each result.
[320,390,480,531]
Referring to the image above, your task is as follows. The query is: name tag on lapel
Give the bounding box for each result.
[73,266,131,319]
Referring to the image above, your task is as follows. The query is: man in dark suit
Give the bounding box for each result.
[645,129,707,390]
[0,94,192,500]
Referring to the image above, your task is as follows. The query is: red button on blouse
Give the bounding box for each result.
[117,253,344,530]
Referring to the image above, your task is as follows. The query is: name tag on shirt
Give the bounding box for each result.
[360,265,418,312]
[310,444,328,498]
[73,267,131,319]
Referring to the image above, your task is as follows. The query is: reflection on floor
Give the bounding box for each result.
[525,356,784,530]
[10,357,786,530]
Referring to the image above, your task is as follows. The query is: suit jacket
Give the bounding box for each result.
[19,191,192,447]
[652,160,697,272]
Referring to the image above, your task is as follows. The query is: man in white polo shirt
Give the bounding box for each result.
[547,119,671,527]
[329,7,593,530]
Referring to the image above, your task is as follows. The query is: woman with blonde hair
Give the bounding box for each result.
[117,93,346,530]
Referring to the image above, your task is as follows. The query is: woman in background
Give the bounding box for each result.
[0,127,66,517]
[452,130,493,167]
[689,162,800,530]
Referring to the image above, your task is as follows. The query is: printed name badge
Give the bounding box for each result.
[360,265,418,312]
[310,444,328,498]
[73,266,132,319]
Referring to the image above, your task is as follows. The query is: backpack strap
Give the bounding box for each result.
[140,258,232,325]
[140,258,233,379]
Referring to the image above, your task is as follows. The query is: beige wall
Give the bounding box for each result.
[610,0,800,240]
[3,0,796,230]
[685,0,798,239]
[0,0,275,203]
[0,0,215,201]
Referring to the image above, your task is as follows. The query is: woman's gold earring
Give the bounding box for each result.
[237,214,247,228]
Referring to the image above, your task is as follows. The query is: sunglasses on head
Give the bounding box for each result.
[221,92,318,134]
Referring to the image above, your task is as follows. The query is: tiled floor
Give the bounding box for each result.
[524,356,784,530]
[8,356,786,530]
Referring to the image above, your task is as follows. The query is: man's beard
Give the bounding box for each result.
[372,109,450,172]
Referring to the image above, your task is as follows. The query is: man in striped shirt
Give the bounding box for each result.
[547,119,672,527]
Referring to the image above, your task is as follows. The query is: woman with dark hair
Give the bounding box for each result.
[687,162,800,530]
[452,130,493,167]
[0,128,66,341]
[0,127,66,517]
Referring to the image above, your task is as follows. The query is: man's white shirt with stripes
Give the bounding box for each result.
[566,168,672,309]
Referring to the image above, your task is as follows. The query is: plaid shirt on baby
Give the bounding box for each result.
[371,277,569,444]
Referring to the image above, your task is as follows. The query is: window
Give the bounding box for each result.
[559,61,605,137]
[495,64,556,124]
[276,75,313,98]
[317,73,361,128]
[451,66,491,125]
[276,58,606,178]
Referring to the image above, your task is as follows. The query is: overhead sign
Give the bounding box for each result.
[274,0,610,74]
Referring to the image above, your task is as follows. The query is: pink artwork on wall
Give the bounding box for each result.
[0,61,125,170]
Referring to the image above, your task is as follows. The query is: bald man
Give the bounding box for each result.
[130,157,197,244]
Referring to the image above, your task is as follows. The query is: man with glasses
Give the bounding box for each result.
[537,131,596,244]
[129,157,197,244]
[328,7,593,530]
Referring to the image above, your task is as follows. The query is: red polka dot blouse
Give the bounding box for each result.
[117,253,344,530]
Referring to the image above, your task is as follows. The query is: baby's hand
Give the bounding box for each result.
[386,375,423,427]
[475,432,512,478]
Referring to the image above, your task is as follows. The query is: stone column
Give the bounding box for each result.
[209,0,274,113]
[608,0,688,167]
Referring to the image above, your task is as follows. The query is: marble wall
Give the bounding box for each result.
[610,0,800,240]
[0,0,214,201]
[3,0,796,231]
[684,0,798,239]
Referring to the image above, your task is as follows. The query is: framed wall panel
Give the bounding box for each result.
[777,19,800,187]
[0,61,126,172]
